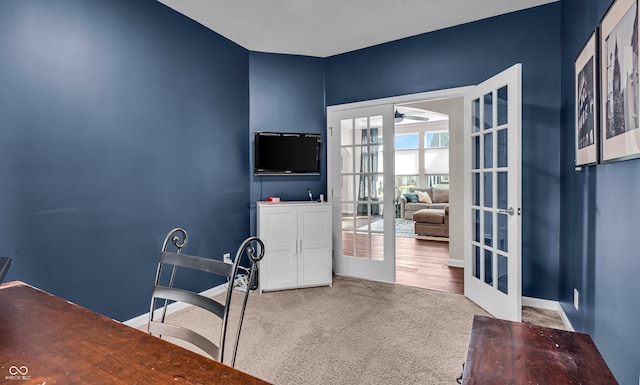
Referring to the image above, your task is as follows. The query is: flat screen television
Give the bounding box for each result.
[254,132,321,175]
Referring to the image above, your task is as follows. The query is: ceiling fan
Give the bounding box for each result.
[394,109,430,123]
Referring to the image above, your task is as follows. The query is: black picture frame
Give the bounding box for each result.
[575,29,599,166]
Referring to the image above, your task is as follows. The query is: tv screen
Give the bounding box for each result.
[254,132,321,175]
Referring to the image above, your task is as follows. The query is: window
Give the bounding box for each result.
[394,133,419,193]
[425,131,449,148]
[395,124,449,190]
[424,175,449,188]
[396,133,419,150]
[395,175,417,193]
[424,130,449,187]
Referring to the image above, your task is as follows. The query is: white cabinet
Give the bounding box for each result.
[257,201,332,293]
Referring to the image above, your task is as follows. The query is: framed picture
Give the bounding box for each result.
[600,0,640,163]
[575,30,598,166]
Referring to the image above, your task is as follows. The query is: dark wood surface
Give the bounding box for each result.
[462,314,618,384]
[0,281,271,385]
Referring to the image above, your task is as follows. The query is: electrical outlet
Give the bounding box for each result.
[223,253,232,264]
[573,288,579,310]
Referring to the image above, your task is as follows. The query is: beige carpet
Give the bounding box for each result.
[164,276,566,385]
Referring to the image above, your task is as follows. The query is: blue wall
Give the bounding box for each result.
[325,4,563,301]
[248,52,326,233]
[3,1,637,381]
[560,1,640,383]
[0,0,250,321]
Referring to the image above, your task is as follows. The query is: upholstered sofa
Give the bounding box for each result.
[399,187,449,220]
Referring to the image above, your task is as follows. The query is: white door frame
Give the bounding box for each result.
[326,87,472,113]
[327,86,472,281]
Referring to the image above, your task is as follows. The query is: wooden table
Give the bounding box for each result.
[462,314,617,384]
[0,281,271,385]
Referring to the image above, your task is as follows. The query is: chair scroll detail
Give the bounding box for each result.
[147,228,264,367]
[230,236,264,366]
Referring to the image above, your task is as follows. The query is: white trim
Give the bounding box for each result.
[448,258,464,268]
[123,284,228,328]
[558,306,575,332]
[123,282,576,334]
[522,296,574,332]
[522,296,557,310]
[327,86,474,112]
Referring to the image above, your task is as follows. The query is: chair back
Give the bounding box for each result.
[0,257,12,283]
[148,228,264,367]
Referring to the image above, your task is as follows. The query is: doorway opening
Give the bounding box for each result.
[392,100,463,295]
[329,87,470,292]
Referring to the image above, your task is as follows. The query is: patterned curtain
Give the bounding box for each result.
[357,127,379,215]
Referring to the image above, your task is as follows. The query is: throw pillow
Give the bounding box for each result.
[403,193,418,203]
[416,190,433,204]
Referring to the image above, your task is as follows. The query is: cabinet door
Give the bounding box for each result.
[297,205,332,287]
[259,206,298,292]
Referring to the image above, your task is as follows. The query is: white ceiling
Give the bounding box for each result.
[158,0,557,58]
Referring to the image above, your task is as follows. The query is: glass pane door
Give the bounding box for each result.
[464,64,521,322]
[471,87,510,293]
[340,115,385,261]
[328,104,395,283]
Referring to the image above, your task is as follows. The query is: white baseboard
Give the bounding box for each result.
[522,296,574,331]
[123,283,228,328]
[558,308,575,332]
[447,259,464,268]
[123,283,576,333]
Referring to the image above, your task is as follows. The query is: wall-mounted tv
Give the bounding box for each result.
[254,132,321,175]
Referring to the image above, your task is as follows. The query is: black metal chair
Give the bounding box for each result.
[0,257,12,284]
[147,228,264,367]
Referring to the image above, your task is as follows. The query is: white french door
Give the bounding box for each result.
[328,105,396,282]
[464,64,522,321]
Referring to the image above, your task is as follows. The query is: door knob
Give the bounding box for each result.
[498,207,515,216]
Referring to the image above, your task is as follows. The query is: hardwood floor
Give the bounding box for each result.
[341,231,464,295]
[395,236,463,295]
